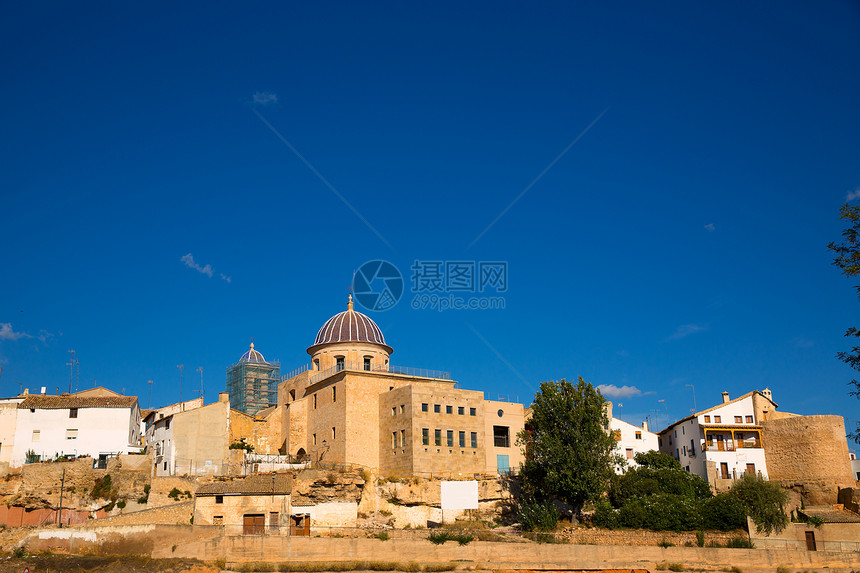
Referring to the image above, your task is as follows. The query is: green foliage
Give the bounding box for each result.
[658,539,674,548]
[696,530,705,547]
[827,203,860,441]
[515,494,559,531]
[517,378,619,516]
[375,532,390,541]
[633,450,681,470]
[700,493,748,531]
[12,546,25,558]
[724,536,755,548]
[592,499,619,529]
[727,473,789,535]
[230,439,254,452]
[116,500,126,509]
[90,474,113,499]
[168,487,182,500]
[426,530,474,545]
[523,531,567,543]
[24,449,39,464]
[806,515,824,528]
[611,465,712,507]
[616,494,704,532]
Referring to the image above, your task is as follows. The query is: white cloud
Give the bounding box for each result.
[181,253,214,278]
[846,188,860,202]
[253,92,278,105]
[220,273,232,283]
[704,223,715,232]
[668,324,708,340]
[0,323,32,341]
[598,384,643,399]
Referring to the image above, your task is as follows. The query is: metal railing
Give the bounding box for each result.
[704,439,762,452]
[283,363,311,380]
[309,362,451,385]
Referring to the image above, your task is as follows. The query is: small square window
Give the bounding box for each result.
[213,515,224,525]
[714,415,721,423]
[69,408,78,419]
[704,415,710,423]
[734,416,742,424]
[215,495,224,504]
[469,407,476,416]
[745,415,753,423]
[32,430,40,442]
[422,428,429,445]
[470,432,477,448]
[447,430,454,447]
[446,405,452,414]
[421,403,428,412]
[66,429,78,440]
[458,406,464,415]
[434,404,441,413]
[635,431,642,440]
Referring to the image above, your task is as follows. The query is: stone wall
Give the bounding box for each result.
[761,415,854,504]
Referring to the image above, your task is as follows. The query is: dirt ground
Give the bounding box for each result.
[0,556,220,573]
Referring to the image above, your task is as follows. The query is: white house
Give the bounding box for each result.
[610,419,659,472]
[10,390,142,467]
[850,451,860,481]
[658,389,775,484]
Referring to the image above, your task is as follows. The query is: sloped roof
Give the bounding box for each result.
[73,386,123,398]
[659,390,776,435]
[18,395,138,410]
[197,474,292,496]
[802,506,860,523]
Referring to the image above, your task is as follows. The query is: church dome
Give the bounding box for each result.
[308,295,393,354]
[240,342,266,363]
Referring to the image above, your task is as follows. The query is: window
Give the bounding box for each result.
[313,394,317,409]
[392,407,396,416]
[626,448,633,459]
[332,386,337,402]
[745,415,753,423]
[434,404,441,413]
[69,408,78,418]
[392,432,397,448]
[689,439,695,456]
[497,409,504,418]
[364,357,371,371]
[434,429,441,446]
[32,430,40,442]
[422,428,429,445]
[470,432,477,448]
[312,433,317,445]
[66,429,78,440]
[447,430,454,447]
[336,356,345,370]
[682,426,685,435]
[635,431,642,440]
[400,405,405,414]
[714,415,721,423]
[213,516,224,525]
[734,416,743,424]
[446,405,453,414]
[331,427,336,440]
[163,461,167,471]
[216,495,224,504]
[421,403,428,412]
[493,426,510,448]
[400,429,406,447]
[704,415,710,423]
[459,431,465,448]
[674,430,677,438]
[613,430,621,441]
[469,407,476,416]
[270,512,279,528]
[458,406,464,415]
[683,446,687,456]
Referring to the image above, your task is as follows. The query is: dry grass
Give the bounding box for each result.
[227,561,457,572]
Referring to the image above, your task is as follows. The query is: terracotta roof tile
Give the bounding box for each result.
[197,474,292,496]
[18,395,138,410]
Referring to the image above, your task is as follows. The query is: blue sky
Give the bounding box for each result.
[2,2,859,444]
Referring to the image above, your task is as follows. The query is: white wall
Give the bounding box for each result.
[11,406,139,467]
[610,417,658,472]
[0,399,23,465]
[150,415,175,476]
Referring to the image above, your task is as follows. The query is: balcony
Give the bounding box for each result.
[703,439,761,452]
[309,361,452,385]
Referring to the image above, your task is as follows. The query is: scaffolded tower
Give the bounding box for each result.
[226,343,281,416]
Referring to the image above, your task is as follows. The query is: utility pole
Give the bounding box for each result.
[196,367,204,402]
[686,384,697,414]
[66,350,76,394]
[58,468,66,527]
[177,365,184,403]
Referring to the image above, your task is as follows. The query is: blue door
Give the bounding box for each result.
[497,454,510,475]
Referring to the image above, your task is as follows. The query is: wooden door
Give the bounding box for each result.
[745,463,755,475]
[243,514,265,535]
[720,462,729,479]
[805,531,816,551]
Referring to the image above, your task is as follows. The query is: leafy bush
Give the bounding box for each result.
[376,532,390,541]
[515,495,559,531]
[806,515,824,528]
[616,494,703,531]
[724,536,754,549]
[168,487,182,500]
[592,499,619,529]
[12,546,25,558]
[700,493,747,531]
[116,500,126,509]
[726,474,788,535]
[611,466,711,507]
[230,440,254,452]
[696,530,705,547]
[90,474,113,499]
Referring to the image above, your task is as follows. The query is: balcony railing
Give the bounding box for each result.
[703,439,762,452]
[309,362,452,385]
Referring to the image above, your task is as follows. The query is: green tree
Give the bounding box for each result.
[827,203,860,441]
[727,473,789,535]
[516,377,619,518]
[632,450,681,470]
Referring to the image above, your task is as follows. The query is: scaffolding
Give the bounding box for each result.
[226,358,281,416]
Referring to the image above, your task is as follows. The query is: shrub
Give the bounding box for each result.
[168,487,182,500]
[116,500,126,509]
[592,499,619,529]
[658,539,674,548]
[806,515,824,528]
[727,474,789,535]
[725,536,754,549]
[428,531,451,544]
[617,494,703,531]
[90,474,113,499]
[515,495,559,531]
[701,493,747,531]
[696,530,705,547]
[376,532,390,541]
[611,466,712,507]
[12,546,25,558]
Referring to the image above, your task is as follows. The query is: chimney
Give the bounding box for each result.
[761,387,772,402]
[218,392,229,404]
[721,391,730,404]
[40,387,47,395]
[21,388,29,396]
[642,420,649,432]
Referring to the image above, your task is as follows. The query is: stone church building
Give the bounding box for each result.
[278,295,524,476]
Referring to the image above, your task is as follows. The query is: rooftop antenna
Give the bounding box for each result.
[92,378,96,388]
[177,364,184,403]
[196,367,204,402]
[16,382,23,394]
[66,350,76,393]
[686,384,697,413]
[658,399,669,428]
[147,380,153,409]
[75,359,80,393]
